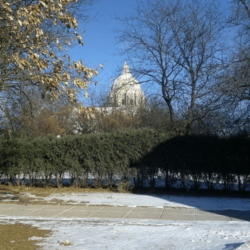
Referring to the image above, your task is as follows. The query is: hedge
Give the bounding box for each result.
[141,134,250,191]
[0,131,249,191]
[0,129,170,187]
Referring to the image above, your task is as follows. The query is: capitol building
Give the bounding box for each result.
[72,61,145,133]
[106,61,144,108]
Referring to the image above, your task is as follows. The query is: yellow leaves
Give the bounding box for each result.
[17,63,24,71]
[52,92,59,99]
[76,33,83,45]
[1,0,98,103]
[78,39,83,46]
[22,7,29,14]
[72,77,89,90]
[16,8,29,19]
[30,5,44,17]
[73,77,82,88]
[23,19,29,26]
[38,60,49,71]
[72,61,98,80]
[62,72,71,80]
[86,69,98,79]
[84,92,89,98]
[87,71,93,78]
[7,15,14,21]
[66,90,74,101]
[12,52,19,61]
[39,1,47,8]
[33,53,40,59]
[71,17,78,27]
[53,62,62,74]
[35,28,43,37]
[99,64,104,69]
[17,20,22,26]
[57,12,64,20]
[17,59,29,70]
[41,49,48,55]
[2,3,12,13]
[49,52,55,58]
[74,61,82,72]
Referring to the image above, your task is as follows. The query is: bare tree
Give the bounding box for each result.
[117,0,225,134]
[117,0,181,126]
[0,85,78,137]
[219,0,250,130]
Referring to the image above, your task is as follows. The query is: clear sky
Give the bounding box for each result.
[68,0,138,104]
[68,0,231,105]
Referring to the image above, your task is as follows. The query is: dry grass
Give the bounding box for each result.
[0,184,119,205]
[0,184,114,195]
[0,223,51,250]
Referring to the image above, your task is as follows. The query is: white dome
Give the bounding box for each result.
[107,62,144,107]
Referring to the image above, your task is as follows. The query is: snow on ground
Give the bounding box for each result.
[21,192,250,211]
[2,218,250,250]
[1,192,250,249]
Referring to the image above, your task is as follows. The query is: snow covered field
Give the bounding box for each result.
[1,218,250,250]
[1,192,250,249]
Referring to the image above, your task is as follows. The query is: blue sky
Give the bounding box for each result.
[68,0,231,105]
[68,0,138,103]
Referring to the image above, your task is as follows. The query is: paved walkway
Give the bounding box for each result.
[0,203,249,222]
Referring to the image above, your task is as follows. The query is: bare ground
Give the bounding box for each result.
[0,223,51,250]
[0,185,113,249]
[0,184,117,205]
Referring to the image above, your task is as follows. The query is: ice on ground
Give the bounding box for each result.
[22,192,250,211]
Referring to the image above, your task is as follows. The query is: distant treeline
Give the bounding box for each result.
[0,130,249,191]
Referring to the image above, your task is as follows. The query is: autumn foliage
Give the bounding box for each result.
[0,0,97,101]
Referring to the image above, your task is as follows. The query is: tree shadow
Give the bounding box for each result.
[222,242,245,250]
[135,134,250,221]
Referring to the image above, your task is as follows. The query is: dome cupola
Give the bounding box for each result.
[122,61,130,74]
[107,61,144,107]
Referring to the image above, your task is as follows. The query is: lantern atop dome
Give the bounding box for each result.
[122,61,130,74]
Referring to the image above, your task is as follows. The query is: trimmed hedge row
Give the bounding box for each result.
[0,129,170,187]
[140,134,250,191]
[0,131,249,191]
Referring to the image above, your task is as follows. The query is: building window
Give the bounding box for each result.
[130,99,133,105]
